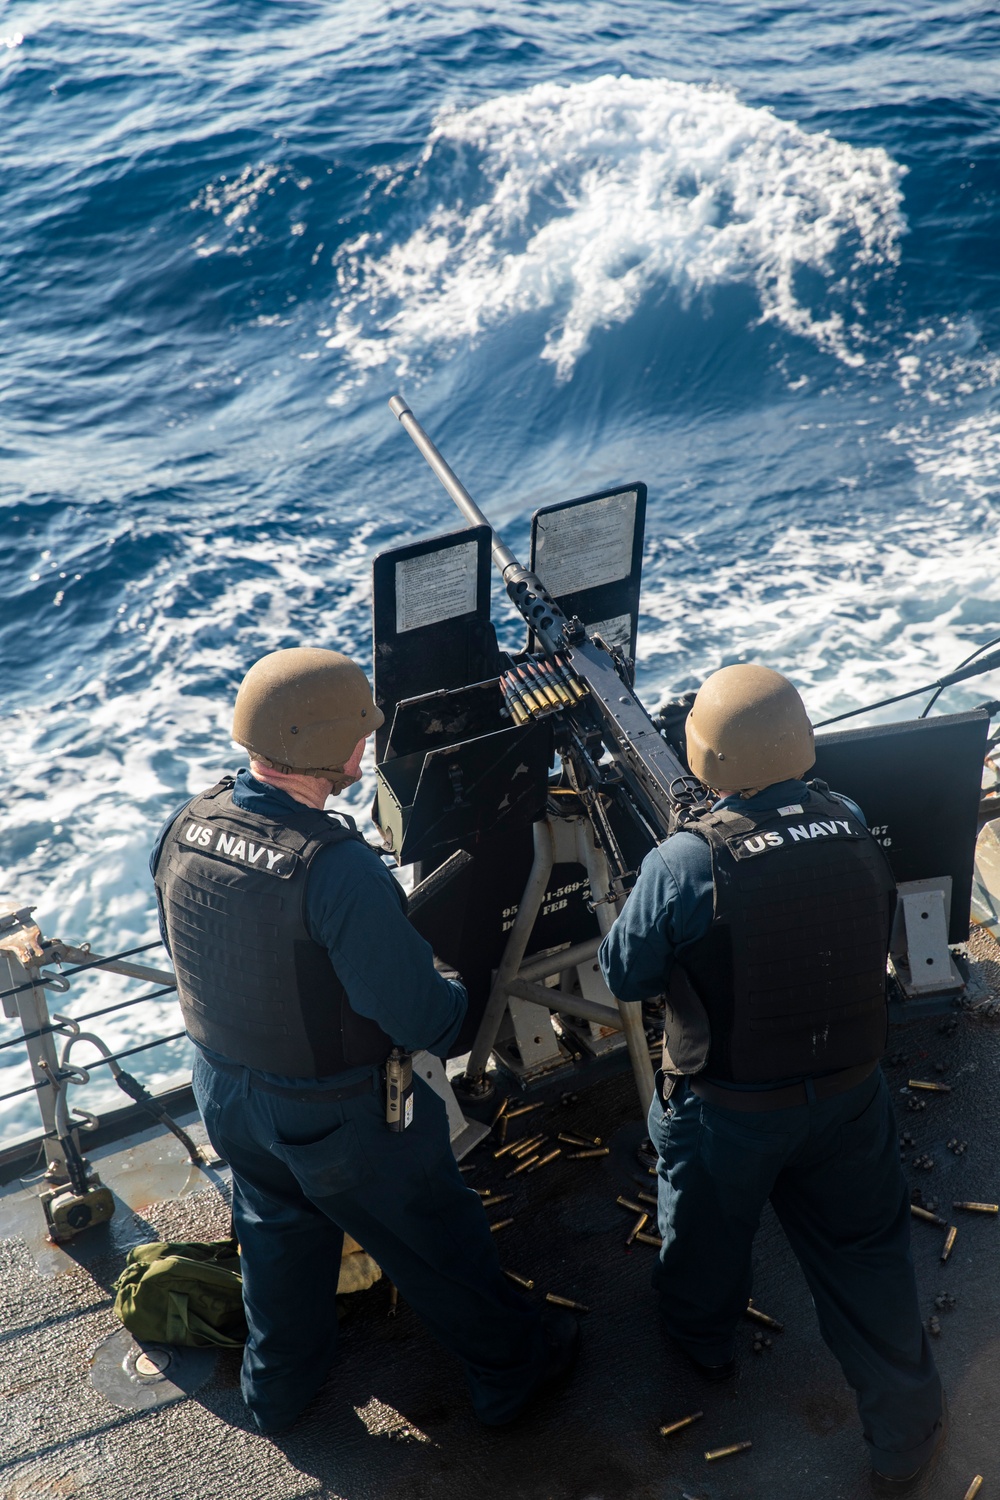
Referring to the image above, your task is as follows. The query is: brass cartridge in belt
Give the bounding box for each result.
[490,1218,514,1233]
[567,1147,610,1159]
[953,1201,999,1214]
[658,1410,704,1438]
[545,1292,589,1312]
[528,1148,562,1172]
[514,664,546,714]
[503,1269,535,1291]
[525,657,560,707]
[557,653,589,700]
[911,1204,948,1227]
[501,674,532,724]
[539,657,573,704]
[908,1079,952,1092]
[626,1213,649,1245]
[507,1155,541,1177]
[941,1225,958,1262]
[745,1301,784,1332]
[705,1440,752,1461]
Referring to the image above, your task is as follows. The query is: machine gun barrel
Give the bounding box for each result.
[388,395,699,834]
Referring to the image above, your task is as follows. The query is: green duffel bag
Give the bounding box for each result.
[113,1238,247,1348]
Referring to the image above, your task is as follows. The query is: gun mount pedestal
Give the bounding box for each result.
[460,816,656,1116]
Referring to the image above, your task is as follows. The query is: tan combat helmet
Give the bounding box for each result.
[232,647,384,788]
[685,663,815,794]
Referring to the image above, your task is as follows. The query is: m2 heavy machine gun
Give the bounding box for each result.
[375,398,992,1120]
[375,396,708,1114]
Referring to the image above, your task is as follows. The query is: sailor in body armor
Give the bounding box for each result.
[151,647,578,1434]
[599,665,944,1495]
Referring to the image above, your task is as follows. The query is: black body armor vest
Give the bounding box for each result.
[670,785,896,1083]
[152,780,393,1077]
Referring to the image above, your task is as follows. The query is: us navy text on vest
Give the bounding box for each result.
[180,820,296,877]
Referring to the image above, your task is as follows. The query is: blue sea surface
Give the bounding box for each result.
[1,1,999,1135]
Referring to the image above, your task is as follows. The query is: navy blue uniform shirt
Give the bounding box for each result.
[151,769,468,1064]
[599,778,866,1006]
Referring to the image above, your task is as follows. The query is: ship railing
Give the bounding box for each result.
[0,898,189,1183]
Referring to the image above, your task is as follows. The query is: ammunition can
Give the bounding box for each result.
[503,1269,535,1291]
[964,1476,984,1500]
[545,1292,589,1312]
[941,1225,958,1262]
[744,1302,784,1332]
[507,1155,541,1177]
[626,1212,649,1245]
[567,1147,610,1159]
[528,1148,562,1172]
[658,1410,704,1438]
[490,1217,514,1233]
[953,1201,999,1214]
[705,1440,752,1461]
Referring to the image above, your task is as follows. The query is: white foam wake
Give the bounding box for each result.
[327,74,906,385]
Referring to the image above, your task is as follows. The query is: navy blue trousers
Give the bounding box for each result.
[649,1067,943,1479]
[193,1053,545,1431]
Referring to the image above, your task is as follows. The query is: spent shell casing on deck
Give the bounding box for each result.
[388,1284,399,1318]
[512,1134,546,1158]
[506,1102,544,1120]
[557,1131,603,1148]
[489,1218,514,1233]
[626,1213,649,1245]
[616,1196,645,1214]
[493,1139,521,1159]
[953,1201,999,1214]
[908,1079,952,1092]
[485,1192,513,1208]
[528,1148,562,1172]
[498,1116,509,1144]
[941,1226,958,1262]
[963,1476,984,1500]
[507,1155,541,1177]
[545,1293,589,1312]
[503,1269,535,1291]
[567,1147,610,1159]
[744,1301,784,1332]
[911,1204,948,1227]
[638,1191,658,1207]
[458,1164,475,1174]
[635,1231,663,1248]
[491,1098,509,1129]
[705,1441,752,1461]
[658,1411,704,1438]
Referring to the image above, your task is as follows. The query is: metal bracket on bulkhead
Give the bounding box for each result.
[890,877,966,1000]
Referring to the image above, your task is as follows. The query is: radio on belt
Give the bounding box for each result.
[385,1047,414,1131]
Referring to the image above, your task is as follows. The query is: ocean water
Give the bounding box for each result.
[2,0,999,1138]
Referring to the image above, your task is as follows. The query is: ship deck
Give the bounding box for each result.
[4,927,1000,1500]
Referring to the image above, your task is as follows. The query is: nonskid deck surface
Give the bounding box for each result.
[3,931,1000,1500]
